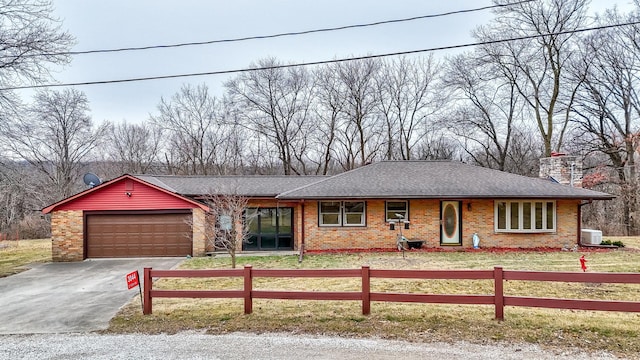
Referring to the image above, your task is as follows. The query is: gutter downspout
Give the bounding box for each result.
[577,200,593,246]
[299,200,305,263]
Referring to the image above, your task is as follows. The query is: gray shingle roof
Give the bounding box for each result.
[135,174,328,197]
[275,161,613,200]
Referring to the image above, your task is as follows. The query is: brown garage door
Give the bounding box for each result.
[86,213,192,258]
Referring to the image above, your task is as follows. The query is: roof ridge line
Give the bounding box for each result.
[132,174,328,178]
[276,165,371,198]
[134,175,177,193]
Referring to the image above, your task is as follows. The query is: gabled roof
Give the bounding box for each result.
[43,162,612,213]
[42,174,209,214]
[135,174,328,197]
[276,161,613,200]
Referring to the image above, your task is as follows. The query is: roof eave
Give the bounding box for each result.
[276,194,615,200]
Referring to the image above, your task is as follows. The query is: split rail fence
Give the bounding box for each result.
[143,266,640,320]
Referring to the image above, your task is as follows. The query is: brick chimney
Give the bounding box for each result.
[539,153,582,187]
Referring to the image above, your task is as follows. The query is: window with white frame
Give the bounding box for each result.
[319,201,341,226]
[386,201,408,222]
[344,201,366,226]
[319,201,366,227]
[495,200,555,233]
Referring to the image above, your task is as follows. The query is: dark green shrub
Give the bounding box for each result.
[601,240,625,247]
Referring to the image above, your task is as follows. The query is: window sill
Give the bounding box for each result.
[495,230,556,234]
[318,224,366,228]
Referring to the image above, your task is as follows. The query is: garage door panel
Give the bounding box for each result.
[86,213,192,258]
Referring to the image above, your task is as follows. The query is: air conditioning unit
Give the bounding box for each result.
[581,229,603,245]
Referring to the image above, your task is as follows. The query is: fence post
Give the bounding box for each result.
[362,265,371,315]
[244,265,253,314]
[494,266,504,321]
[143,267,152,315]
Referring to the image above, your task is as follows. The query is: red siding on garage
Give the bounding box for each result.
[55,178,197,211]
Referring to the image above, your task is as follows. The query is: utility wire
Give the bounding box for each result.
[4,0,535,58]
[2,20,637,91]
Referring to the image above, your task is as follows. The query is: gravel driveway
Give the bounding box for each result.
[0,332,622,360]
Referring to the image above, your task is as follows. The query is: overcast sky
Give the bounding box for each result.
[42,0,637,125]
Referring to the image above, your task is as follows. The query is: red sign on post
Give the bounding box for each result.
[126,270,144,313]
[126,270,140,289]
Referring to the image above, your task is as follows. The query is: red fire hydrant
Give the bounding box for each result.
[579,255,588,272]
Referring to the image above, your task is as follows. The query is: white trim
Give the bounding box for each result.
[385,200,408,222]
[495,200,556,233]
[318,201,366,227]
[319,201,342,227]
[441,200,462,245]
[343,201,366,226]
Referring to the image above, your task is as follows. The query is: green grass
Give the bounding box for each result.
[109,246,640,357]
[0,239,51,277]
[3,236,638,356]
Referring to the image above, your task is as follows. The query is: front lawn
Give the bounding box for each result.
[109,244,640,357]
[0,239,51,277]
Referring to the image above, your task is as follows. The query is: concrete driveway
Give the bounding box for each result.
[0,258,182,334]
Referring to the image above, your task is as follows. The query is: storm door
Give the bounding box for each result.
[244,208,293,251]
[440,201,462,245]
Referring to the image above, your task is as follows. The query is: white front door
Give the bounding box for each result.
[441,201,462,245]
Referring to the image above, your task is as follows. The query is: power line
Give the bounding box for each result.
[2,20,638,91]
[5,0,535,58]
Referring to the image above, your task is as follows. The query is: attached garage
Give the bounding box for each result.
[85,212,193,258]
[43,175,208,262]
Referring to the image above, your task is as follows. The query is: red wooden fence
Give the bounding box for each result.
[143,266,640,320]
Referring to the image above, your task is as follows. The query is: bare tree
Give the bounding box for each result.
[0,162,51,238]
[212,102,250,175]
[0,88,108,201]
[242,134,281,175]
[312,65,346,175]
[0,165,19,234]
[445,52,530,172]
[569,8,640,234]
[225,58,314,175]
[376,55,444,160]
[0,1,81,235]
[0,0,74,111]
[332,58,384,170]
[474,0,589,157]
[415,132,461,161]
[200,190,254,268]
[151,83,230,175]
[106,121,164,174]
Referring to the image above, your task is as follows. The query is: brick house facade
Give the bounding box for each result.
[277,160,611,252]
[44,160,612,261]
[301,199,580,251]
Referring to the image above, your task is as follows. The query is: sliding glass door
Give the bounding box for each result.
[243,208,293,251]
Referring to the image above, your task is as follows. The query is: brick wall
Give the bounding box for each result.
[192,208,206,256]
[303,200,438,250]
[303,199,580,250]
[51,210,84,261]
